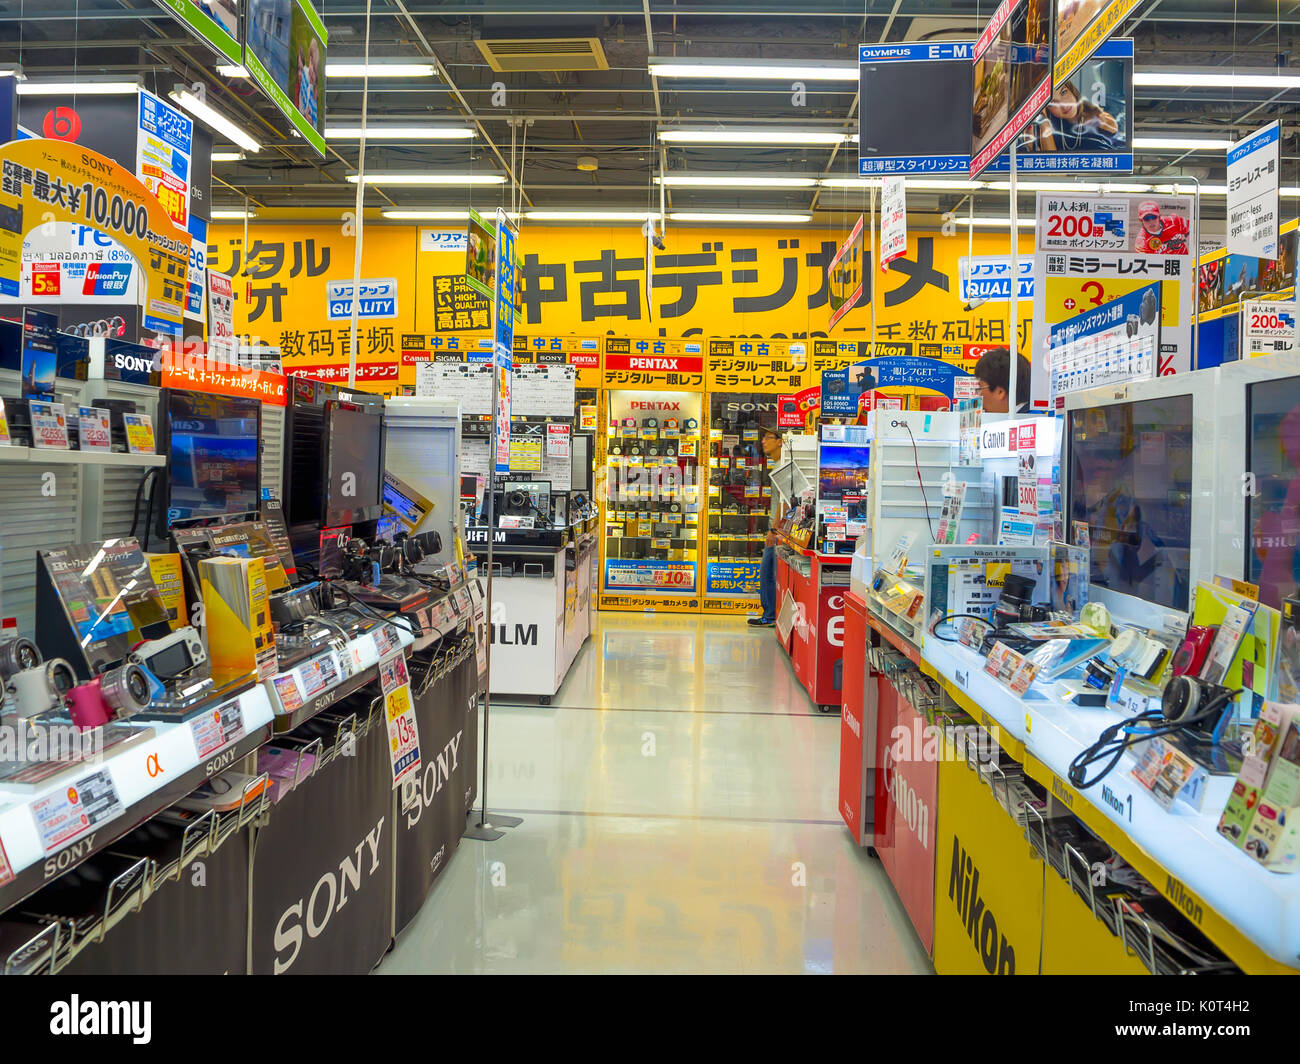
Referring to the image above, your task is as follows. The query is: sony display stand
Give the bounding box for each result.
[465,351,523,842]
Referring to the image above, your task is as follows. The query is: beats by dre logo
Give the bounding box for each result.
[42,106,81,141]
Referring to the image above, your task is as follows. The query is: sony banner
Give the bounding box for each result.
[62,829,250,975]
[250,703,394,975]
[394,647,478,932]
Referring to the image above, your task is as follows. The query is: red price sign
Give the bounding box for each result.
[30,266,60,296]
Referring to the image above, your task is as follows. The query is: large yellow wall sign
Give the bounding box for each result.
[0,138,191,332]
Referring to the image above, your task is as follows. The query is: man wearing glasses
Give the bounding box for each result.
[972,347,1032,414]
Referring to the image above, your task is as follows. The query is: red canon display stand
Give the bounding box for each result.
[838,591,871,844]
[866,609,938,955]
[775,540,849,713]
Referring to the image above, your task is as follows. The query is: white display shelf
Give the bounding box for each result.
[0,445,30,461]
[20,448,165,467]
[923,634,1300,974]
[0,684,276,890]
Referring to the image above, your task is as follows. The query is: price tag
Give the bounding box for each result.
[30,768,123,853]
[29,401,69,449]
[123,413,155,454]
[272,674,303,712]
[379,652,421,786]
[190,698,245,759]
[77,406,112,452]
[373,625,398,658]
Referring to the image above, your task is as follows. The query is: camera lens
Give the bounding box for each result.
[0,636,41,680]
[49,660,76,696]
[100,663,152,715]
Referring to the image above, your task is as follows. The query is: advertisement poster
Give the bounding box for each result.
[820,355,973,416]
[0,221,138,305]
[1048,281,1160,405]
[0,138,192,332]
[493,208,518,474]
[998,39,1132,175]
[149,0,242,65]
[244,0,327,154]
[1240,299,1298,358]
[605,558,697,595]
[860,38,1129,175]
[208,269,235,358]
[880,179,907,271]
[827,214,866,329]
[970,0,1052,176]
[1227,120,1280,259]
[135,87,193,229]
[706,561,761,597]
[1031,191,1194,406]
[21,306,58,398]
[187,214,207,321]
[1198,228,1298,319]
[465,207,496,300]
[380,651,421,786]
[1054,0,1142,84]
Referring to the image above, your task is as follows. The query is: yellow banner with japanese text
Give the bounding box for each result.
[209,222,1033,389]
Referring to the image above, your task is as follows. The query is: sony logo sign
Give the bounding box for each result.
[273,816,386,974]
[204,748,239,777]
[113,351,158,374]
[44,833,96,878]
[403,729,464,829]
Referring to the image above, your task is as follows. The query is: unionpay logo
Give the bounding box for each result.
[83,263,132,296]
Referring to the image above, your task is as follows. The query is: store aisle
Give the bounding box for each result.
[380,613,932,975]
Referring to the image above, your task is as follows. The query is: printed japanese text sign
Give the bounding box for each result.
[1054,0,1142,85]
[880,179,907,272]
[1227,121,1280,259]
[0,138,191,331]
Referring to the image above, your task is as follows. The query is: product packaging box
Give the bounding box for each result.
[146,552,187,630]
[200,555,277,682]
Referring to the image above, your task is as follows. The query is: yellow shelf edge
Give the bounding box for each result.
[1021,750,1300,976]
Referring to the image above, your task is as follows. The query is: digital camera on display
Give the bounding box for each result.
[128,626,207,683]
[66,662,152,729]
[6,658,78,721]
[0,636,42,683]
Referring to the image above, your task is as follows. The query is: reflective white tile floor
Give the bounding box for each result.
[379,612,933,975]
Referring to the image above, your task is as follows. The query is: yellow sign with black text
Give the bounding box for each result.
[1,138,191,332]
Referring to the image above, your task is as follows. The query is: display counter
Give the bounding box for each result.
[919,632,1300,975]
[471,517,597,702]
[773,534,850,713]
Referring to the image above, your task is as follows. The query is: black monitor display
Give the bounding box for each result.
[1246,376,1300,610]
[283,395,325,528]
[324,401,385,527]
[1067,394,1193,611]
[159,389,262,532]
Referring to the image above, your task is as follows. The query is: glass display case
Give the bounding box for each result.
[704,392,782,609]
[601,389,704,605]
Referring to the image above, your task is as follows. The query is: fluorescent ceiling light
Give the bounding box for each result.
[210,151,245,163]
[659,128,847,146]
[346,173,506,185]
[657,174,816,188]
[525,210,657,222]
[955,218,1037,228]
[216,64,248,77]
[211,208,256,219]
[326,126,474,140]
[1134,136,1235,151]
[16,80,138,95]
[985,180,1101,193]
[169,88,261,153]
[1135,70,1300,90]
[382,209,521,220]
[820,177,985,190]
[669,212,812,223]
[649,59,858,82]
[326,62,438,78]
